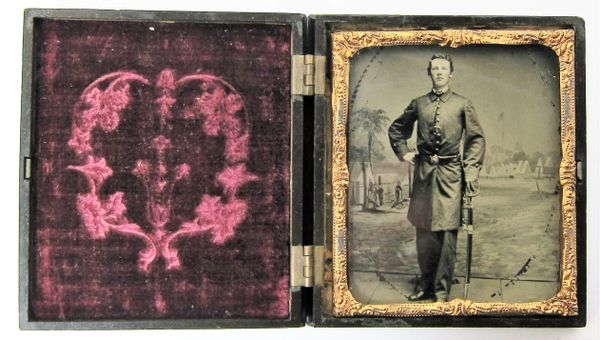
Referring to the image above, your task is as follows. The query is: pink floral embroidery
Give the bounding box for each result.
[156,68,176,90]
[224,93,244,115]
[173,163,191,181]
[132,159,151,177]
[220,111,243,139]
[198,81,226,117]
[152,135,172,153]
[157,95,176,117]
[69,72,149,155]
[80,84,130,131]
[67,156,157,271]
[194,195,248,245]
[67,156,113,191]
[156,69,176,118]
[217,164,258,197]
[202,113,221,136]
[68,70,256,272]
[67,127,93,155]
[225,133,250,163]
[75,192,126,239]
[157,164,168,176]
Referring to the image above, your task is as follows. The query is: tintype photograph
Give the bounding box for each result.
[330,29,578,317]
[24,16,294,322]
[347,45,561,304]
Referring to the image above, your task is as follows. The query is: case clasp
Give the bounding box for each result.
[24,157,32,180]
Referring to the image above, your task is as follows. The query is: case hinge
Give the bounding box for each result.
[292,55,327,96]
[291,245,324,288]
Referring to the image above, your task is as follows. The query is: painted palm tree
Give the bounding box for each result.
[349,107,389,210]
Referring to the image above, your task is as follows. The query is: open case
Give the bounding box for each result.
[19,9,586,329]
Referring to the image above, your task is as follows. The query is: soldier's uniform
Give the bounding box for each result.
[388,88,485,299]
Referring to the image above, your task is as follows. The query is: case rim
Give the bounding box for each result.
[18,10,587,329]
[19,8,306,330]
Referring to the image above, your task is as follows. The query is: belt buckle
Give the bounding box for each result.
[430,154,440,165]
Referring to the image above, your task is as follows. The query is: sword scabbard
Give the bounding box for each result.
[462,195,474,299]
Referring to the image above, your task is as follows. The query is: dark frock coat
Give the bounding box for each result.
[388,89,485,231]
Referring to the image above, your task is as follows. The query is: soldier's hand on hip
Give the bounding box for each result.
[465,180,480,197]
[402,152,416,165]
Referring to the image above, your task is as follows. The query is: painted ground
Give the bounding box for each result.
[348,177,561,303]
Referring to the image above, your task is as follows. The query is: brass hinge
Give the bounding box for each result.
[292,55,327,96]
[291,245,324,288]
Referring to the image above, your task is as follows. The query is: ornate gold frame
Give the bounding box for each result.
[330,29,577,317]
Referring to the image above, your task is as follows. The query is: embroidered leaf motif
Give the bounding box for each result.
[67,70,256,271]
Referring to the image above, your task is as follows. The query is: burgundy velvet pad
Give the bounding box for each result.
[31,19,291,320]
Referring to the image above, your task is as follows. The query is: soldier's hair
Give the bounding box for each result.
[427,54,454,75]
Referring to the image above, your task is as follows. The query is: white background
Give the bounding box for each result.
[2,1,598,339]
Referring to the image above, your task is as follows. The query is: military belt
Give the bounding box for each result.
[419,153,460,165]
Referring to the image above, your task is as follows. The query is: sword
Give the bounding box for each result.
[462,194,474,300]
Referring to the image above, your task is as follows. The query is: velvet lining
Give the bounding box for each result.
[31,19,291,320]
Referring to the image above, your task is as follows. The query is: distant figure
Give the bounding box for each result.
[388,54,485,302]
[395,182,402,203]
[367,181,378,208]
[377,185,384,206]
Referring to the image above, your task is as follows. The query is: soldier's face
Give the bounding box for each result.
[429,58,452,89]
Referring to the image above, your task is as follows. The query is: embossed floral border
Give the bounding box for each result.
[330,29,577,317]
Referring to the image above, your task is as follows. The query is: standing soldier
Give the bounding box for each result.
[388,54,485,302]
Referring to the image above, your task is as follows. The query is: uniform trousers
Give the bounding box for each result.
[415,228,458,295]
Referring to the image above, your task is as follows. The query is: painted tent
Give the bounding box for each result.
[533,157,545,179]
[544,156,559,177]
[523,160,533,177]
[479,165,489,178]
[515,160,533,177]
[497,162,516,178]
[488,165,499,178]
